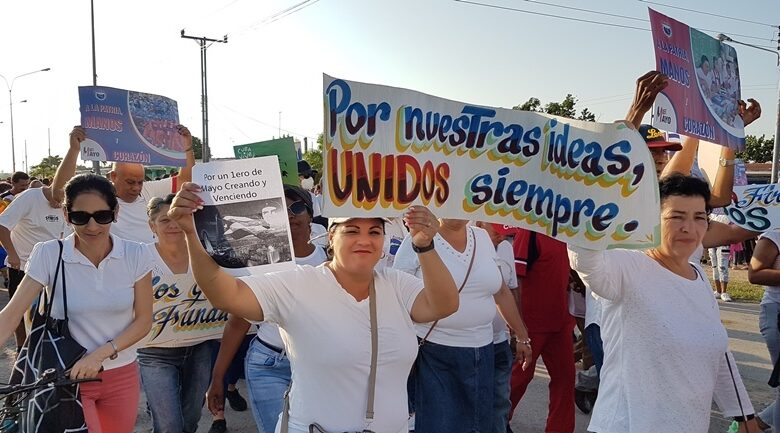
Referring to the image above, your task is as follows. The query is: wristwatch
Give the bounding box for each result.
[719,157,737,167]
[412,241,435,254]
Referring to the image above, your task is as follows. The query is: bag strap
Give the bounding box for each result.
[419,229,477,347]
[44,240,65,320]
[725,351,751,431]
[365,276,378,424]
[281,275,379,433]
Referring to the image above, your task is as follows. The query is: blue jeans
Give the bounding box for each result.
[245,337,291,433]
[413,341,494,433]
[759,302,780,429]
[584,324,604,375]
[493,341,512,433]
[138,341,212,433]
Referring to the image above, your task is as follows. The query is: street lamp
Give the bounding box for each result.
[0,67,50,172]
[717,34,780,182]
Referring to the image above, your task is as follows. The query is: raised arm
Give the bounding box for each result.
[403,207,459,323]
[662,135,698,177]
[748,237,780,286]
[168,182,263,321]
[625,71,668,129]
[702,220,758,249]
[175,124,195,186]
[52,126,85,203]
[567,246,624,301]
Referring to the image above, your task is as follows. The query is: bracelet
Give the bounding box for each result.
[107,340,119,360]
[518,337,531,346]
[183,147,193,152]
[412,241,435,254]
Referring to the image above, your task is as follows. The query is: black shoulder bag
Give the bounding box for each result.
[8,240,89,433]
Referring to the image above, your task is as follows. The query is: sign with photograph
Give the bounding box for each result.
[321,74,661,250]
[193,156,296,276]
[649,8,745,150]
[78,85,186,166]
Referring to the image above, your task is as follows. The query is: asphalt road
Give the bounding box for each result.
[0,286,774,433]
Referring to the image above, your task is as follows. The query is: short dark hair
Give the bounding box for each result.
[700,55,709,67]
[147,194,176,219]
[64,174,118,212]
[658,173,712,214]
[11,172,29,183]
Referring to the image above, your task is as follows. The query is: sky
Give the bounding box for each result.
[1,0,778,174]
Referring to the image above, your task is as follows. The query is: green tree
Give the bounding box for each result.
[29,155,63,179]
[513,94,595,121]
[191,136,203,160]
[303,148,323,182]
[736,134,775,163]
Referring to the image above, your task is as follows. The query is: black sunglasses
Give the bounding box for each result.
[287,201,309,215]
[68,210,115,226]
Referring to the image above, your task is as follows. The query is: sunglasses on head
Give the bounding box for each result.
[68,210,115,226]
[287,201,309,215]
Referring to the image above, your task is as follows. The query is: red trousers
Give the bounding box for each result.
[80,362,140,433]
[509,329,575,433]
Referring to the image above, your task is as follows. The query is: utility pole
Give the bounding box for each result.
[90,0,102,175]
[181,30,227,162]
[24,139,27,172]
[48,127,51,156]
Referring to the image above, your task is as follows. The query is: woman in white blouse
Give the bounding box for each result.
[167,182,459,433]
[569,174,758,433]
[0,174,153,433]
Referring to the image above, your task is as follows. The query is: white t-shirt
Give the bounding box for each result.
[584,287,602,329]
[0,188,70,268]
[568,246,753,433]
[492,240,516,343]
[394,226,503,347]
[240,265,423,433]
[309,223,328,249]
[376,218,409,271]
[758,230,780,305]
[255,246,329,349]
[112,178,175,244]
[25,234,153,370]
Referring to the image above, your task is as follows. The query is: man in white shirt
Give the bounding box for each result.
[0,186,70,349]
[53,126,195,244]
[0,171,31,203]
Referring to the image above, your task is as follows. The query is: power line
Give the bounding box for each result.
[455,0,778,43]
[519,0,645,23]
[638,0,777,28]
[218,104,320,141]
[454,0,650,31]
[234,0,322,37]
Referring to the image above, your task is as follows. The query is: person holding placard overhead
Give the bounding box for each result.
[167,180,460,433]
[52,125,195,244]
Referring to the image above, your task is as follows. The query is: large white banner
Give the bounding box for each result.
[321,75,661,249]
[725,184,779,232]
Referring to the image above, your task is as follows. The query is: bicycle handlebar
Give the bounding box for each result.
[0,368,101,397]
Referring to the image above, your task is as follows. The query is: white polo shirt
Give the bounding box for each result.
[0,188,70,268]
[112,178,176,244]
[25,233,153,370]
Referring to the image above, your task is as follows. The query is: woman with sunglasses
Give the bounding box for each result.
[136,193,215,433]
[167,182,459,433]
[207,185,328,433]
[0,174,153,433]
